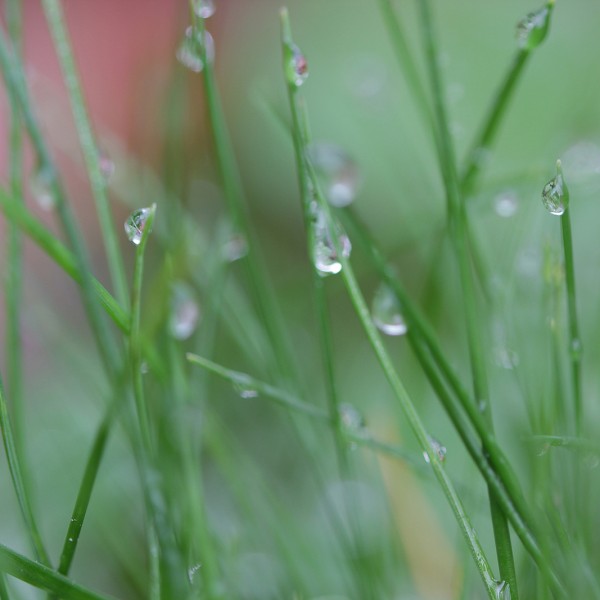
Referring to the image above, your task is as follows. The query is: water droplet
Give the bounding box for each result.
[516,5,552,50]
[68,537,74,543]
[312,207,351,276]
[192,0,215,19]
[177,26,215,73]
[305,142,361,207]
[222,233,248,263]
[583,452,600,470]
[140,361,149,375]
[371,283,407,336]
[339,403,367,435]
[232,375,258,399]
[30,165,55,210]
[169,282,201,340]
[98,151,115,183]
[494,190,518,218]
[542,160,569,216]
[571,337,583,358]
[124,207,152,245]
[493,347,519,370]
[536,442,551,457]
[188,563,202,583]
[423,436,447,464]
[284,42,308,87]
[494,580,511,600]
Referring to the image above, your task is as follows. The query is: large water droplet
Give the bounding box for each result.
[423,436,447,464]
[284,42,308,87]
[30,165,55,210]
[494,580,511,600]
[371,283,407,336]
[124,207,152,245]
[312,207,351,276]
[177,26,215,73]
[542,160,569,216]
[494,190,518,218]
[305,142,361,207]
[192,0,215,18]
[169,282,201,340]
[516,5,552,50]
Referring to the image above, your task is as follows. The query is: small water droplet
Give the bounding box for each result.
[339,403,366,433]
[68,537,74,543]
[371,283,407,336]
[571,337,582,358]
[192,0,215,18]
[542,160,569,216]
[188,563,202,583]
[494,190,518,218]
[516,5,551,50]
[140,361,149,375]
[536,442,551,457]
[493,347,519,370]
[124,207,152,245]
[169,282,201,340]
[494,579,511,600]
[233,375,258,399]
[177,26,215,73]
[30,165,55,210]
[284,42,308,87]
[312,207,351,276]
[98,151,115,183]
[222,233,248,263]
[423,435,447,464]
[305,142,361,207]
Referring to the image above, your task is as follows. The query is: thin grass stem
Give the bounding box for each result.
[41,0,129,308]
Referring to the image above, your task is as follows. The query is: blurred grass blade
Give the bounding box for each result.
[0,544,113,600]
[0,188,129,333]
[42,0,129,308]
[0,376,50,566]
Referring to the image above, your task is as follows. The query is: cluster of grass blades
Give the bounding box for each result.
[0,0,598,598]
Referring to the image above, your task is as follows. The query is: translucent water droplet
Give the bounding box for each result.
[494,190,518,218]
[233,375,258,399]
[30,165,55,210]
[423,436,447,464]
[536,442,551,457]
[187,563,202,583]
[169,282,201,340]
[177,26,214,73]
[494,580,511,600]
[124,207,152,245]
[339,403,366,434]
[312,207,351,276]
[305,142,361,207]
[493,347,519,370]
[140,361,149,375]
[516,5,552,50]
[284,42,308,87]
[371,283,407,336]
[98,151,115,183]
[222,234,248,263]
[192,0,215,19]
[542,160,569,216]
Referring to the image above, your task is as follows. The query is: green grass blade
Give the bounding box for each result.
[0,188,129,333]
[41,0,129,308]
[0,544,114,600]
[0,375,51,566]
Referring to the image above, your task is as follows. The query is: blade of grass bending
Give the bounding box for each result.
[41,0,129,308]
[0,544,113,600]
[5,0,25,461]
[0,27,119,378]
[0,375,51,566]
[416,1,519,595]
[0,188,129,333]
[191,9,298,386]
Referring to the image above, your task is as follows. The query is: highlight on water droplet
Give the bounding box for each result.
[192,0,215,19]
[177,26,215,73]
[423,435,447,464]
[312,207,351,276]
[284,41,308,87]
[541,159,569,216]
[187,563,202,583]
[305,142,361,207]
[232,375,259,399]
[516,3,553,50]
[124,207,152,245]
[169,282,201,340]
[30,164,56,210]
[494,190,519,218]
[371,283,408,336]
